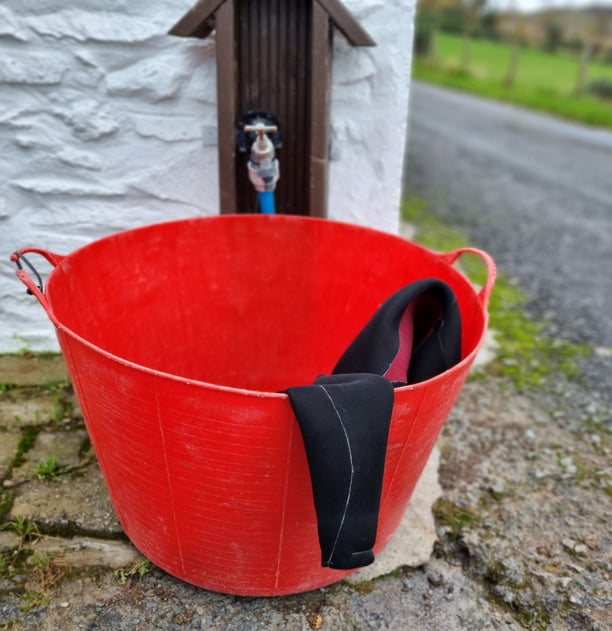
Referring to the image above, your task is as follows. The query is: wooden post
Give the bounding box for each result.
[215,1,238,213]
[310,3,332,218]
[169,0,375,217]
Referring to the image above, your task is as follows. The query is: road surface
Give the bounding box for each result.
[403,81,612,418]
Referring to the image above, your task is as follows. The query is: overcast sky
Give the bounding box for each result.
[491,0,612,11]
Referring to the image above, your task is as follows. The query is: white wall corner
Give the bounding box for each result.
[329,0,416,234]
[0,0,415,351]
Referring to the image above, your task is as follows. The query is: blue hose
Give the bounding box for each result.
[258,191,276,215]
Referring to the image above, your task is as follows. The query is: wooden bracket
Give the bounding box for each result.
[170,0,376,216]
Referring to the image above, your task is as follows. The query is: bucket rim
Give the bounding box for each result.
[55,316,486,400]
[20,215,493,399]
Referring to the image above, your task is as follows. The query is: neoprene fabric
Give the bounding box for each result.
[286,278,461,570]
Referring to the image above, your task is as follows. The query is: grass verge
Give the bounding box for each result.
[401,196,592,390]
[414,33,612,129]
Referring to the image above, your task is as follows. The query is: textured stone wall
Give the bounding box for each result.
[329,0,415,229]
[0,0,415,351]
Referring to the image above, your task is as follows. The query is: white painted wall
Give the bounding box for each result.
[0,0,416,351]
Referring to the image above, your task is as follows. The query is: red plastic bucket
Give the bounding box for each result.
[13,215,495,596]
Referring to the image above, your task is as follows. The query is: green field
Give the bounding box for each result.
[414,32,612,128]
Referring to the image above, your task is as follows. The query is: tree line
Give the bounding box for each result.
[415,0,612,96]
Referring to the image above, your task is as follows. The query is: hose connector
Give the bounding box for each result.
[244,123,280,193]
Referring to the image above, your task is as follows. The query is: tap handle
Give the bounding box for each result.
[244,123,278,139]
[236,110,282,153]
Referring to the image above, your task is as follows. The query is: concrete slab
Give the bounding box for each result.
[31,536,141,570]
[346,445,441,582]
[0,531,19,551]
[0,431,20,480]
[12,430,88,482]
[10,441,123,537]
[0,396,58,429]
[0,354,68,386]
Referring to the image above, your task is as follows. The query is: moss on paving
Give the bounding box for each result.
[401,196,592,391]
[404,196,604,629]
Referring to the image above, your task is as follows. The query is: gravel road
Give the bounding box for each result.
[402,82,611,630]
[403,80,612,419]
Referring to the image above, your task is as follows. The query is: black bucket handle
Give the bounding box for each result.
[11,248,65,324]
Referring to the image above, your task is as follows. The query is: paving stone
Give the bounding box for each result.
[0,531,19,551]
[0,431,20,480]
[0,396,58,429]
[31,536,141,570]
[10,451,123,537]
[12,430,88,482]
[0,355,68,386]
